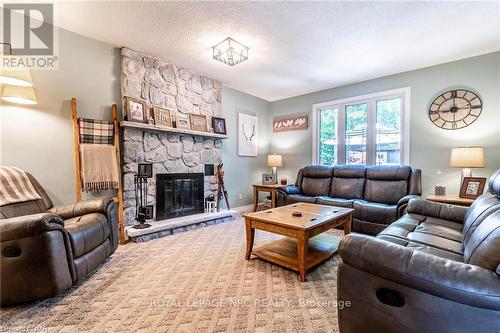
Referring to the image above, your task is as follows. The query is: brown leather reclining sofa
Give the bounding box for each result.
[0,173,119,305]
[337,169,500,332]
[277,165,422,234]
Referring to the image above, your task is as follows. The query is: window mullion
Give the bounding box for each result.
[365,99,375,165]
[338,104,346,164]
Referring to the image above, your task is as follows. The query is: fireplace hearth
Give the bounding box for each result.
[156,173,204,220]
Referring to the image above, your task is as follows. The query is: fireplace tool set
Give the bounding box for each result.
[133,163,153,229]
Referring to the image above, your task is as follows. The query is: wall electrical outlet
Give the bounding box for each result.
[239,193,243,200]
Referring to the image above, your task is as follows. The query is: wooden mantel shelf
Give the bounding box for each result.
[120,121,229,139]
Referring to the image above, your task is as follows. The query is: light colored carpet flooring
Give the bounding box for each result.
[1,218,343,333]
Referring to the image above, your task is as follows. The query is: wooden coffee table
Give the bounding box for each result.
[243,202,353,282]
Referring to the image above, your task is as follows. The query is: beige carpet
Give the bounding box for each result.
[1,218,343,333]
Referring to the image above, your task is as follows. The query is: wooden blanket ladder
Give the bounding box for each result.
[71,97,126,244]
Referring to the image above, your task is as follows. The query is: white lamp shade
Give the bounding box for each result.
[450,147,485,168]
[2,85,37,105]
[0,68,33,87]
[267,154,283,167]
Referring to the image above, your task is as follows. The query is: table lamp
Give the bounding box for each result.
[267,154,282,184]
[450,147,484,185]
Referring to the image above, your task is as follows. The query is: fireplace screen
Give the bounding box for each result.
[156,173,204,220]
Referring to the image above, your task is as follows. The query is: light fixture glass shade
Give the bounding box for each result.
[450,147,485,168]
[267,154,283,167]
[0,68,33,87]
[212,37,249,66]
[2,85,37,105]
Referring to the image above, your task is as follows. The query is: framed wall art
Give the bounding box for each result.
[238,113,257,156]
[273,114,308,132]
[125,97,148,123]
[189,114,208,132]
[152,107,172,127]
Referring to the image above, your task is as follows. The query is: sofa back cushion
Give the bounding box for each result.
[462,168,500,244]
[330,165,366,199]
[463,210,500,271]
[300,165,334,196]
[364,165,412,205]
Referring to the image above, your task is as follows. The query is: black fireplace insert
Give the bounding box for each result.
[156,173,204,220]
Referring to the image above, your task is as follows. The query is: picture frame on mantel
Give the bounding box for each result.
[212,117,227,135]
[176,114,190,130]
[124,96,148,123]
[153,106,172,128]
[238,113,257,156]
[189,114,208,132]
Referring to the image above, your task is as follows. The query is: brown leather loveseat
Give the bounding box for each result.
[277,165,422,234]
[0,173,119,305]
[337,168,500,332]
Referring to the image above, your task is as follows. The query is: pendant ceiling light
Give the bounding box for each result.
[212,37,249,66]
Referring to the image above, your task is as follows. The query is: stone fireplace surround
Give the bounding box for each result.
[120,47,235,241]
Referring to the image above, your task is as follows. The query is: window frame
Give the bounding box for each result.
[312,87,410,165]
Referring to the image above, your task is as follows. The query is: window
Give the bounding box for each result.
[313,88,409,166]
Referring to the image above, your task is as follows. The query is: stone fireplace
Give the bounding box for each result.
[120,47,232,234]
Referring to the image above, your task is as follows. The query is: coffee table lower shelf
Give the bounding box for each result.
[252,234,341,274]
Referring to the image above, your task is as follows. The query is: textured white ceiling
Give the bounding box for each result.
[53,1,500,101]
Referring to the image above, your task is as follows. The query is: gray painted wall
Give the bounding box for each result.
[270,52,500,196]
[0,28,121,206]
[220,87,271,207]
[0,27,270,208]
[1,25,498,207]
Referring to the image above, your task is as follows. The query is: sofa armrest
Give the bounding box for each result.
[396,194,420,217]
[0,213,64,241]
[339,234,500,310]
[397,194,420,207]
[48,197,115,220]
[278,185,302,196]
[407,198,467,223]
[49,197,119,251]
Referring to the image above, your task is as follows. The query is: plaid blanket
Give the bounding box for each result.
[0,166,41,206]
[79,118,114,144]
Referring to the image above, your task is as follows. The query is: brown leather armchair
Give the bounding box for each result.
[0,173,118,305]
[337,169,500,332]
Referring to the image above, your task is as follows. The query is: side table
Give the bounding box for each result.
[426,194,474,207]
[252,184,283,212]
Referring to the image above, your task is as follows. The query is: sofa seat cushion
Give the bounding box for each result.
[407,232,463,255]
[65,213,110,258]
[376,234,464,262]
[316,196,354,208]
[414,221,462,242]
[353,200,398,225]
[406,242,464,262]
[285,194,318,205]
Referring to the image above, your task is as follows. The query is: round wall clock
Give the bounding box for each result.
[428,89,482,130]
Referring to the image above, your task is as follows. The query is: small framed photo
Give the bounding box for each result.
[125,96,148,123]
[153,106,172,128]
[262,173,276,185]
[176,114,190,130]
[212,117,227,135]
[190,114,208,132]
[459,177,486,199]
